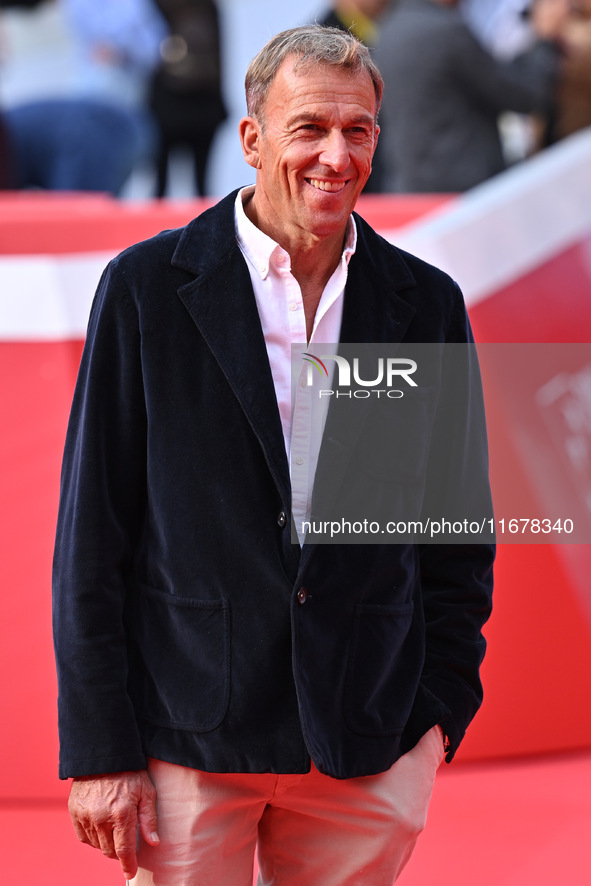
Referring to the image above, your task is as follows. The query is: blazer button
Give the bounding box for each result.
[297,587,308,605]
[277,510,287,528]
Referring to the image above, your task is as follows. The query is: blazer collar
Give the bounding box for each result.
[170,192,418,310]
[171,190,241,277]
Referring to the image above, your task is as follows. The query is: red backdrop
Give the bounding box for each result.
[1,183,591,803]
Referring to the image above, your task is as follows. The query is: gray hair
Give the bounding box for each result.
[245,25,383,123]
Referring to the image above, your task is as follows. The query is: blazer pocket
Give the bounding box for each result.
[344,601,422,736]
[127,583,230,732]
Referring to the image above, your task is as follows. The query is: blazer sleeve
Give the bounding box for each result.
[418,282,495,760]
[52,258,148,779]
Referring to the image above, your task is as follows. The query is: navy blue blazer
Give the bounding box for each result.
[52,190,494,780]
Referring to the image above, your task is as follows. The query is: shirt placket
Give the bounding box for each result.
[273,251,312,542]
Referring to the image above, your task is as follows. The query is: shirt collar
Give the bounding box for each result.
[234,185,357,280]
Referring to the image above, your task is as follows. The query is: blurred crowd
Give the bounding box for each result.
[0,0,226,195]
[0,0,589,196]
[374,0,591,192]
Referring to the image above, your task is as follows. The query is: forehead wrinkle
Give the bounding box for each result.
[286,109,376,128]
[287,86,374,109]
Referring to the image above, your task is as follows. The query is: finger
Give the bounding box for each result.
[70,817,96,848]
[113,824,140,881]
[68,785,102,850]
[96,824,119,860]
[137,782,159,846]
[69,796,95,847]
[70,814,103,851]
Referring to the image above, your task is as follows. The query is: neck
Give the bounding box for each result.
[290,234,345,288]
[243,191,347,291]
[242,191,348,341]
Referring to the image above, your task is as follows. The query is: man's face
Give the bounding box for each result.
[240,56,379,246]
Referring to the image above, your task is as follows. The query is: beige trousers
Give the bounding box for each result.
[131,725,445,886]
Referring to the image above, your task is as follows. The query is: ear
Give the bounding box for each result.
[239,116,262,170]
[372,124,380,158]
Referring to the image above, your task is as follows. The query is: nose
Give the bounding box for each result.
[318,130,350,173]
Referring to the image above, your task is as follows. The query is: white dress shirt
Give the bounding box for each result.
[234,186,356,542]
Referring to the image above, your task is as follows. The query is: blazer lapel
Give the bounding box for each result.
[172,194,291,508]
[303,218,419,557]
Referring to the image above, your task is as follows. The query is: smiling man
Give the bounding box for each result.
[53,26,494,886]
[239,39,380,340]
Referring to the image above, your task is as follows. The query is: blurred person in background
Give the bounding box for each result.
[0,0,43,7]
[540,0,591,142]
[464,0,591,153]
[375,0,569,193]
[0,0,73,189]
[4,98,155,192]
[459,0,550,167]
[1,0,167,194]
[316,0,395,43]
[149,0,226,198]
[0,116,13,187]
[461,0,535,57]
[58,0,167,189]
[0,2,12,186]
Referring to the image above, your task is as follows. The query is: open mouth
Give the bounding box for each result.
[306,178,348,193]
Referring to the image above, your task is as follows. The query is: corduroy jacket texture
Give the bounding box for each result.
[53,190,494,781]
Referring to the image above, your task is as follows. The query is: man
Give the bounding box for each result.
[544,0,591,142]
[149,0,227,197]
[375,0,569,192]
[53,25,494,885]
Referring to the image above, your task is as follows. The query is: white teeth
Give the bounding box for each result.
[308,179,346,192]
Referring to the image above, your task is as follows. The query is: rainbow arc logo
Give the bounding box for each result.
[302,352,329,377]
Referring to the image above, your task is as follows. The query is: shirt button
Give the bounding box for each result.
[297,587,308,605]
[289,302,298,312]
[295,456,304,465]
[277,511,287,528]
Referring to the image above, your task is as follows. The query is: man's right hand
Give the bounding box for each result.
[68,769,159,881]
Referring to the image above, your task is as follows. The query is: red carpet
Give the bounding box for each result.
[3,751,590,885]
